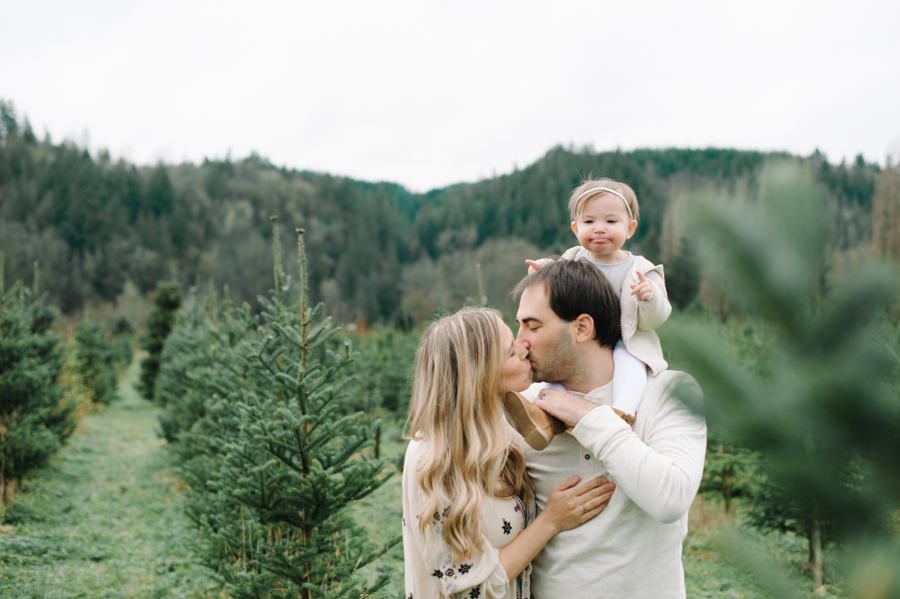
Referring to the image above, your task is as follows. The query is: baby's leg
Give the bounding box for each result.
[612,342,648,417]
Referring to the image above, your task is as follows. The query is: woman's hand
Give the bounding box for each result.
[498,475,614,580]
[542,475,615,532]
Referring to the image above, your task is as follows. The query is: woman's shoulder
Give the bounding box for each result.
[404,436,431,471]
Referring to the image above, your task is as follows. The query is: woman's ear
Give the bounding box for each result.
[573,314,595,344]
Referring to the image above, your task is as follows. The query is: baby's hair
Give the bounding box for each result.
[568,178,640,223]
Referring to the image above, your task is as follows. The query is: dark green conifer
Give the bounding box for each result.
[207,225,397,598]
[0,256,77,504]
[138,281,182,400]
[74,316,120,405]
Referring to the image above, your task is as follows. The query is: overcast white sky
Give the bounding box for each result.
[2,0,898,192]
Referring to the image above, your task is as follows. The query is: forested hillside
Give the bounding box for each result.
[0,100,881,326]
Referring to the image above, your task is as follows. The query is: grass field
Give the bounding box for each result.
[0,361,216,598]
[1,363,843,598]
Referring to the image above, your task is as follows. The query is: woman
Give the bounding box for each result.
[402,307,615,599]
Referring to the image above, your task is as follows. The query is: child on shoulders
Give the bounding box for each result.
[526,178,671,419]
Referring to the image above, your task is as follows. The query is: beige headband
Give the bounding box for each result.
[574,187,634,221]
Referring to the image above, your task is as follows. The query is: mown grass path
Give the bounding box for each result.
[0,361,216,598]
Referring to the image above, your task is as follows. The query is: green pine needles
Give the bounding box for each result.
[74,316,122,405]
[661,161,900,594]
[157,222,399,598]
[138,281,182,400]
[0,256,77,505]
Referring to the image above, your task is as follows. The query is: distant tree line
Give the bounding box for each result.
[0,99,883,326]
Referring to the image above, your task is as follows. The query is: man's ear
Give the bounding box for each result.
[572,313,595,344]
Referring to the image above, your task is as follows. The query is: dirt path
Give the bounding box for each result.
[0,361,215,598]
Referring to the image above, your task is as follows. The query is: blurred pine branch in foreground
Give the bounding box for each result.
[662,161,900,597]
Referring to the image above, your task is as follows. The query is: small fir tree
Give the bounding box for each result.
[0,258,77,504]
[138,281,182,400]
[74,316,120,405]
[698,435,758,515]
[208,226,397,598]
[155,223,399,597]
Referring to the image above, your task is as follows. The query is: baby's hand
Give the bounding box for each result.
[525,259,544,275]
[630,271,652,301]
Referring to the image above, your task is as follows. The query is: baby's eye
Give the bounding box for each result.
[608,219,617,224]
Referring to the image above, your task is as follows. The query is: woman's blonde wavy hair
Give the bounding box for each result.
[408,307,534,560]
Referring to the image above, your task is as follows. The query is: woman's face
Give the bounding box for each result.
[497,317,532,395]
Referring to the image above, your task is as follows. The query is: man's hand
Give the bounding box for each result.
[630,271,652,301]
[535,388,598,430]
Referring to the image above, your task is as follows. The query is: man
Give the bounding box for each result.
[514,259,706,599]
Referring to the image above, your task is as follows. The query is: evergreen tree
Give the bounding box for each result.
[145,164,176,217]
[138,281,182,400]
[74,316,120,405]
[154,223,399,597]
[872,160,900,259]
[697,435,758,515]
[205,226,397,598]
[0,258,77,504]
[155,288,256,444]
[665,235,702,310]
[661,161,900,593]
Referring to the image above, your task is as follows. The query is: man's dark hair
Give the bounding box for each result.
[513,260,621,350]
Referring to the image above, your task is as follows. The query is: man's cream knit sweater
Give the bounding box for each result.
[523,370,706,598]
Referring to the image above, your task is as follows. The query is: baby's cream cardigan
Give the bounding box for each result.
[559,247,671,375]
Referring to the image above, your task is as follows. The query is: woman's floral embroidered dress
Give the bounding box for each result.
[402,438,533,599]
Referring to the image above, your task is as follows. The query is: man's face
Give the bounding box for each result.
[515,283,577,384]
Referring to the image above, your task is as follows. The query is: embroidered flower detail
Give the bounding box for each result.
[514,496,529,528]
[432,570,444,579]
[502,518,512,535]
[445,568,455,577]
[469,586,481,598]
[402,517,406,527]
[442,506,451,518]
[433,511,441,522]
[459,563,472,574]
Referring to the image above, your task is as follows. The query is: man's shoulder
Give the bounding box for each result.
[649,369,696,386]
[646,370,704,413]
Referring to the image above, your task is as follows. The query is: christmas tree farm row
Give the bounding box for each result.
[0,254,131,507]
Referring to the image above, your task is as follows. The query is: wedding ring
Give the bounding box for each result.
[582,503,586,515]
[538,394,546,400]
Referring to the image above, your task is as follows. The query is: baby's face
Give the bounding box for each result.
[570,193,638,263]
